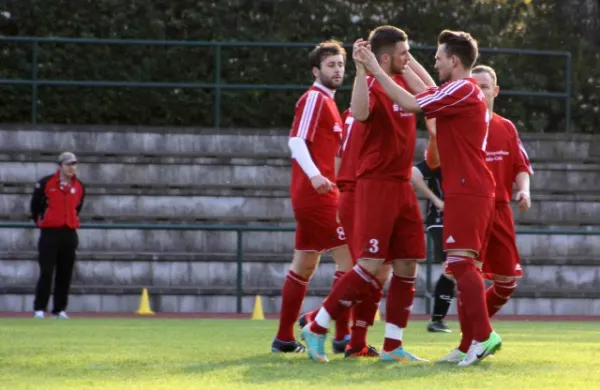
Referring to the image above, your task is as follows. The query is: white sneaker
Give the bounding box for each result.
[33,311,45,319]
[436,348,466,363]
[457,331,502,367]
[53,311,70,319]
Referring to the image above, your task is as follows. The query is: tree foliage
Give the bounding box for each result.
[0,0,598,132]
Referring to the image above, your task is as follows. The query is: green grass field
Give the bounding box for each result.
[0,318,599,390]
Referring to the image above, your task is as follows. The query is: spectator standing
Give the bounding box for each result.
[30,152,85,319]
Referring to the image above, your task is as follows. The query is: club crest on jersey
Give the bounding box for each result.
[333,123,342,133]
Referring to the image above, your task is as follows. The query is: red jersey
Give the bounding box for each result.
[485,113,533,203]
[336,109,364,192]
[416,78,495,197]
[289,82,343,209]
[356,75,417,181]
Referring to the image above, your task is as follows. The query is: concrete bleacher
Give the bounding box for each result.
[0,126,599,315]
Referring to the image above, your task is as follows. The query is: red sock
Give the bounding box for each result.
[486,280,517,318]
[457,294,474,353]
[306,309,317,322]
[446,256,492,342]
[349,287,383,350]
[306,271,347,324]
[383,275,416,351]
[333,271,351,341]
[275,270,308,341]
[310,265,380,334]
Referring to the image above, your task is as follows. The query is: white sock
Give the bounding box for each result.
[385,323,404,340]
[314,308,331,329]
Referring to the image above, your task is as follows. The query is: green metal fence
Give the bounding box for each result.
[2,221,598,314]
[0,36,573,131]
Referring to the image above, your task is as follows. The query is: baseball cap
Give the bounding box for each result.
[57,152,77,165]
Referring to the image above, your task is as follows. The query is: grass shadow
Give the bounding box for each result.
[179,352,504,385]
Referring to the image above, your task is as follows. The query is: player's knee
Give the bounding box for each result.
[356,258,383,276]
[392,260,418,278]
[446,249,476,259]
[375,264,392,286]
[290,250,320,279]
[330,245,353,272]
[493,279,518,298]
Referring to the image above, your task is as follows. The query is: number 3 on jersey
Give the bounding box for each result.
[368,239,379,254]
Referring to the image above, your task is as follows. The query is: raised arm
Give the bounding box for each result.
[356,46,421,113]
[401,66,428,95]
[350,39,371,121]
[408,52,436,87]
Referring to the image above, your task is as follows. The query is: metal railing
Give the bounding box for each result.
[0,37,573,131]
[1,221,598,314]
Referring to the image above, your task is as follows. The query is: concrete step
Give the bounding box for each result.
[0,150,292,167]
[1,286,599,316]
[1,227,599,259]
[4,181,599,200]
[2,250,598,266]
[0,194,295,221]
[0,162,598,194]
[4,147,599,165]
[0,181,290,197]
[2,192,598,226]
[1,256,599,293]
[1,127,598,162]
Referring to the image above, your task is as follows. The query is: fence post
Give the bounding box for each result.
[565,52,572,133]
[213,44,222,129]
[236,229,243,313]
[30,41,39,124]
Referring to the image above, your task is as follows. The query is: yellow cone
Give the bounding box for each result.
[374,308,381,322]
[136,288,155,315]
[251,295,265,320]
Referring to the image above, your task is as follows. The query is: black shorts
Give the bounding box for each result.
[427,226,446,264]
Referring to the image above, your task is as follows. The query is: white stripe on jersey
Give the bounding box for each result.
[297,91,319,139]
[423,82,475,115]
[416,80,467,107]
[342,116,355,152]
[518,142,534,174]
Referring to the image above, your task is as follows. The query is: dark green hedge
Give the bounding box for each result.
[0,0,598,132]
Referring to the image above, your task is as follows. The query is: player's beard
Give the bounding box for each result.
[391,58,408,75]
[438,69,451,84]
[320,74,342,90]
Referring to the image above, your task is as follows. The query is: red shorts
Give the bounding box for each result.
[338,190,357,260]
[294,205,346,252]
[443,195,495,256]
[354,179,426,262]
[481,203,523,280]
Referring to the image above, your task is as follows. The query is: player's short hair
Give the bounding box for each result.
[438,30,479,70]
[368,25,408,57]
[472,65,498,85]
[309,40,346,70]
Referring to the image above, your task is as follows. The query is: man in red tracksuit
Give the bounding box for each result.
[30,152,85,319]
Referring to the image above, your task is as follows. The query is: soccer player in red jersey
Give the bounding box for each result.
[301,26,435,363]
[271,41,355,354]
[462,64,532,345]
[419,65,534,358]
[353,30,503,366]
[298,108,392,358]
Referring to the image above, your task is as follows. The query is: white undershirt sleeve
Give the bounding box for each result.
[288,137,321,179]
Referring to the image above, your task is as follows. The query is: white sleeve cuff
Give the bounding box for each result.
[288,137,321,179]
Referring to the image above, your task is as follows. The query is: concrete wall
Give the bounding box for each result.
[1,126,599,315]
